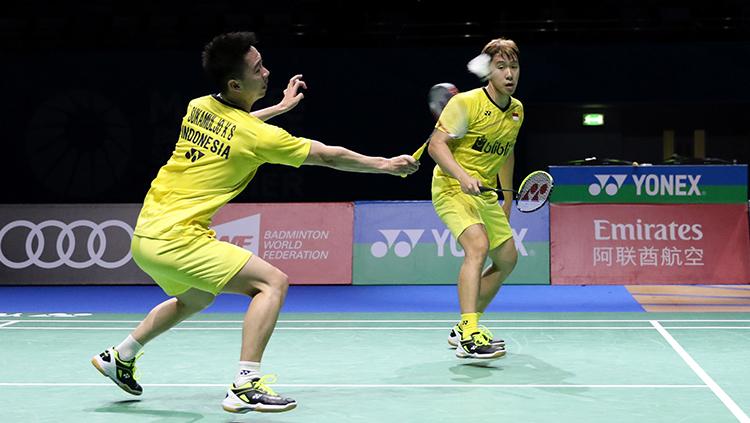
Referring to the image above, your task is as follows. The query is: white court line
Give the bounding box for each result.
[2,319,750,323]
[2,324,750,331]
[0,382,708,389]
[0,326,661,331]
[2,326,749,331]
[651,320,750,423]
[658,327,750,330]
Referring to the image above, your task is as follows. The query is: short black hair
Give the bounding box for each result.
[201,32,258,92]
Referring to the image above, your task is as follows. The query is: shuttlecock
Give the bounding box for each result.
[467,53,492,80]
[466,53,492,81]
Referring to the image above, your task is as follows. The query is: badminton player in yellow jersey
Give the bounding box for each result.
[91,32,418,413]
[428,38,523,359]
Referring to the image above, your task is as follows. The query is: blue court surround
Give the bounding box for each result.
[0,285,643,313]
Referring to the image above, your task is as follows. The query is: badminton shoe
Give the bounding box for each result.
[91,347,142,395]
[222,375,297,413]
[448,324,505,348]
[456,332,507,359]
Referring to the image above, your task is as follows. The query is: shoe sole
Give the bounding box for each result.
[455,349,507,360]
[448,338,505,348]
[222,402,297,413]
[91,357,142,396]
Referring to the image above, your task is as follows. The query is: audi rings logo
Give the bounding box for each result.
[0,220,134,269]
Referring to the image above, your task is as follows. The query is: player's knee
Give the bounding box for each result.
[464,239,489,262]
[493,242,518,270]
[265,269,289,297]
[277,271,290,294]
[464,247,488,264]
[177,291,215,313]
[506,249,518,271]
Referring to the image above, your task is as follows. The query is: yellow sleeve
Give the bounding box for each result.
[435,95,469,139]
[254,125,312,168]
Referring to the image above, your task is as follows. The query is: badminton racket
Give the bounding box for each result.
[478,170,554,213]
[401,82,459,177]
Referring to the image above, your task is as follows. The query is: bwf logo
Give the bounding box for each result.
[212,214,261,254]
[589,174,627,196]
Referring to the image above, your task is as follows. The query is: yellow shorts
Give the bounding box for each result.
[432,185,513,251]
[131,232,252,297]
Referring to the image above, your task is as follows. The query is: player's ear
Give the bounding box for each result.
[228,79,242,92]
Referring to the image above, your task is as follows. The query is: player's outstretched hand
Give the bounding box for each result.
[279,74,307,112]
[387,155,420,176]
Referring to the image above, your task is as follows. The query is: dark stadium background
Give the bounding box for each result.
[3,1,748,203]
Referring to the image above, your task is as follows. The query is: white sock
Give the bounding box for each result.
[234,361,261,387]
[114,335,143,362]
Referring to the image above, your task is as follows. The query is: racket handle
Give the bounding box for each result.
[412,142,428,160]
[479,187,517,194]
[401,142,429,178]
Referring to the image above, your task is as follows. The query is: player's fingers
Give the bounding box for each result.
[400,154,418,165]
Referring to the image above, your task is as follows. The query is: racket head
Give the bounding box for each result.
[515,170,554,213]
[428,82,459,119]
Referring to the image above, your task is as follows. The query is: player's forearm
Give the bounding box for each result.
[306,143,389,173]
[428,139,472,183]
[499,152,515,203]
[498,152,516,204]
[250,104,289,122]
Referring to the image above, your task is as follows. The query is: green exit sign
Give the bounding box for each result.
[583,113,604,126]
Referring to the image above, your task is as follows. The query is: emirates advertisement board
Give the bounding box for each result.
[551,203,750,285]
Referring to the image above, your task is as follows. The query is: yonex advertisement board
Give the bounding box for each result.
[0,204,147,285]
[353,201,549,285]
[211,203,354,285]
[550,203,750,285]
[550,165,747,204]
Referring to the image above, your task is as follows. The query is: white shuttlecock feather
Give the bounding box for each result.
[467,53,492,80]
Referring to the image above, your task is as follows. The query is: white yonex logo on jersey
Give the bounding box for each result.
[588,174,627,196]
[0,220,133,269]
[370,229,424,258]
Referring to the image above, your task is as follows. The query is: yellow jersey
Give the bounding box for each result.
[134,94,312,239]
[432,87,523,190]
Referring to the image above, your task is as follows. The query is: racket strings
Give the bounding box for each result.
[517,172,553,212]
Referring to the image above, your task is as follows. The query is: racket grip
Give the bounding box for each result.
[478,187,498,193]
[401,142,428,178]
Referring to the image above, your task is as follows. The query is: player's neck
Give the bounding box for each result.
[485,85,510,109]
[218,92,254,113]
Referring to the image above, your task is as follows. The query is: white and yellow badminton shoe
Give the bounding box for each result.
[91,347,143,395]
[222,375,297,413]
[456,332,507,359]
[448,324,505,348]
